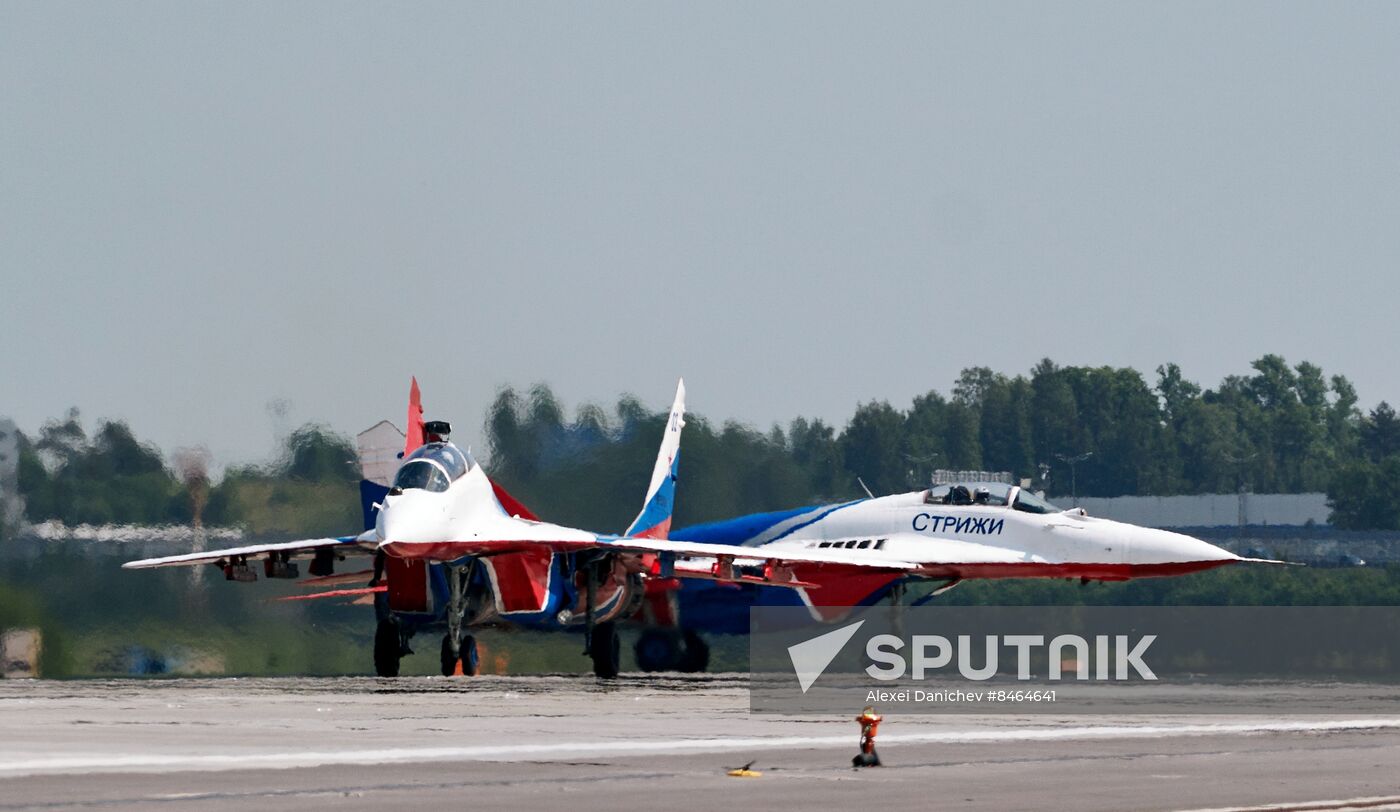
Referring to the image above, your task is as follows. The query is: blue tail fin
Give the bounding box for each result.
[360,480,389,532]
[624,379,686,539]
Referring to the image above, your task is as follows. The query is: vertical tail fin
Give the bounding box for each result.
[355,418,406,533]
[360,480,390,532]
[624,379,686,539]
[403,376,425,456]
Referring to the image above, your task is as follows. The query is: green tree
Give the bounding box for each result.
[1361,402,1400,462]
[1156,363,1202,425]
[486,386,527,478]
[788,417,846,500]
[960,369,1034,479]
[840,401,905,495]
[1049,367,1150,496]
[1329,456,1400,530]
[19,412,186,526]
[1327,375,1361,457]
[901,392,948,485]
[1030,360,1086,496]
[282,425,358,483]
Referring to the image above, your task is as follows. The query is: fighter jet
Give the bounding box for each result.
[126,380,1275,678]
[124,378,908,677]
[663,479,1279,630]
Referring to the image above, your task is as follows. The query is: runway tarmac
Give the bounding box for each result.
[3,676,1400,811]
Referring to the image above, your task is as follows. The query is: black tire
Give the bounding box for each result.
[634,628,682,672]
[460,634,480,677]
[678,629,710,673]
[374,619,401,678]
[590,622,620,678]
[440,634,459,677]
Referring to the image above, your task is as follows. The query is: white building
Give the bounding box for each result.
[357,420,405,486]
[1072,492,1330,528]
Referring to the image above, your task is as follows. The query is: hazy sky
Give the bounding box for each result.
[3,2,1398,470]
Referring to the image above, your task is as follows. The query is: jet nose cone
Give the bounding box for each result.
[1172,532,1238,563]
[1133,527,1239,564]
[375,489,448,544]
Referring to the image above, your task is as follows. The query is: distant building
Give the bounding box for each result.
[357,420,405,486]
[1071,492,1330,529]
[931,469,1015,485]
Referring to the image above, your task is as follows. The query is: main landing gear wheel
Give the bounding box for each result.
[440,633,480,677]
[634,628,711,673]
[374,619,401,678]
[635,629,682,672]
[679,629,709,673]
[590,621,620,678]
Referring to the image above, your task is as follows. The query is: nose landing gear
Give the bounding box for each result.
[439,562,480,677]
[440,632,479,677]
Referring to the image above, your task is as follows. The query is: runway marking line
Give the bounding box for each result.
[1176,795,1400,812]
[2,719,1399,778]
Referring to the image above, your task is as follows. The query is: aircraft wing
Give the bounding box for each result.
[602,534,1032,622]
[596,536,922,572]
[380,534,1027,578]
[122,534,375,570]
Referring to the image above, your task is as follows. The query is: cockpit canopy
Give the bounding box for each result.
[391,442,473,494]
[924,481,1060,514]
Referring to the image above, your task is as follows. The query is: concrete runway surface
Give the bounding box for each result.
[2,676,1400,811]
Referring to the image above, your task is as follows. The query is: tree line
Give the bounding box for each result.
[15,412,360,536]
[485,355,1398,531]
[9,355,1400,533]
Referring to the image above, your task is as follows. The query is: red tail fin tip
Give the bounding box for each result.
[404,377,425,456]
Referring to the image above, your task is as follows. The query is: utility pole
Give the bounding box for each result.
[1055,452,1094,506]
[1222,452,1258,532]
[901,452,939,490]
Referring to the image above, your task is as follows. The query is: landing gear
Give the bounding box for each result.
[374,618,401,677]
[889,581,906,639]
[440,632,479,677]
[635,629,681,672]
[679,629,709,673]
[590,622,620,678]
[634,628,710,673]
[440,634,456,677]
[440,562,478,677]
[578,552,621,678]
[461,634,479,675]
